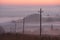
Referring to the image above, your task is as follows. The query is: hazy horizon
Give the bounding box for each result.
[0,5,60,17]
[0,5,60,35]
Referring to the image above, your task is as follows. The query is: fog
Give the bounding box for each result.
[0,5,60,17]
[0,5,60,35]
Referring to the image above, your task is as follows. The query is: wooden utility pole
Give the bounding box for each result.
[39,8,43,36]
[14,21,16,33]
[23,18,25,34]
[11,20,16,33]
[51,24,53,30]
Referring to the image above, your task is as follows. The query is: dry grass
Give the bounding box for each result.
[0,33,60,40]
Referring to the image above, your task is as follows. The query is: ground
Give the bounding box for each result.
[0,33,60,40]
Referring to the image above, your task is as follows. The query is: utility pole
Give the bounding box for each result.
[51,24,53,30]
[39,8,43,37]
[15,22,16,33]
[11,21,16,33]
[12,20,17,40]
[23,18,25,34]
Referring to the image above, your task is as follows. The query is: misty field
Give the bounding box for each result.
[0,33,60,40]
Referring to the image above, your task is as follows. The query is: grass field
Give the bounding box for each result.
[0,33,60,40]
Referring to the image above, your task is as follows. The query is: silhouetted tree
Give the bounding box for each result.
[0,26,5,34]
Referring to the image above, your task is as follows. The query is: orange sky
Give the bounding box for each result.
[0,0,60,5]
